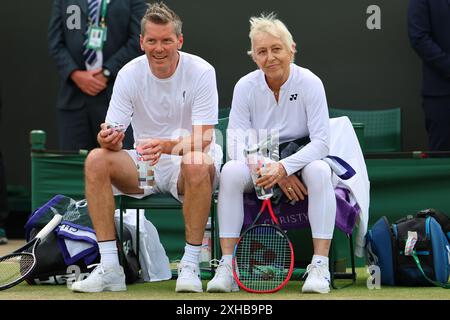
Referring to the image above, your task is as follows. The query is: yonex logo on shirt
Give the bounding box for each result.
[289,94,298,101]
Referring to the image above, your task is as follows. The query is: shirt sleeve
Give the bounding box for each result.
[105,72,134,129]
[191,68,219,126]
[227,80,253,162]
[279,76,330,176]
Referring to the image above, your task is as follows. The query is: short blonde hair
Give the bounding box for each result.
[141,2,182,37]
[247,13,296,61]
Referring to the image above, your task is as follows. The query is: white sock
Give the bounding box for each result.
[181,243,201,265]
[312,255,329,268]
[221,254,232,266]
[98,240,120,268]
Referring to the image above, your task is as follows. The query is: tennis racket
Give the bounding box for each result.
[232,198,294,293]
[0,213,63,291]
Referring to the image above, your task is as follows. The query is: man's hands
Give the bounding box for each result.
[98,123,124,151]
[70,68,108,96]
[135,138,165,166]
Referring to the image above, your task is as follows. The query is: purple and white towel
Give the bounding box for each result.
[55,222,98,266]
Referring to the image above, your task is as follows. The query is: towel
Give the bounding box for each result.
[55,222,98,266]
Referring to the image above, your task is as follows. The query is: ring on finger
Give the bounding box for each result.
[287,187,294,192]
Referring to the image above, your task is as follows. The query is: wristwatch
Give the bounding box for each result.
[102,68,111,79]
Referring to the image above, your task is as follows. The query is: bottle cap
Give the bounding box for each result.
[243,144,258,155]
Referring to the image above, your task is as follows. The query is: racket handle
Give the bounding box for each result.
[35,214,63,240]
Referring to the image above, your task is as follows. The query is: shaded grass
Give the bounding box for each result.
[0,268,449,300]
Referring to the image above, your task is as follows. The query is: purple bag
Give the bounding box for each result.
[243,187,360,235]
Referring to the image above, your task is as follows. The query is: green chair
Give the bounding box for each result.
[30,128,224,278]
[118,117,230,277]
[209,118,357,289]
[216,116,229,164]
[218,107,231,119]
[30,130,87,210]
[329,107,401,153]
[117,193,217,279]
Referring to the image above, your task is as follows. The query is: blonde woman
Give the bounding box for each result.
[208,13,336,294]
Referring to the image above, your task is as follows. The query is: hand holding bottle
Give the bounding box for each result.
[134,134,156,189]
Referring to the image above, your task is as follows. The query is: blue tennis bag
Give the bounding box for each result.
[366,208,450,287]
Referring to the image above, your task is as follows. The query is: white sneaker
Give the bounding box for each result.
[301,263,331,294]
[71,264,126,293]
[175,261,203,293]
[206,260,239,293]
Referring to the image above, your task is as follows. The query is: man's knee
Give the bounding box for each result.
[85,148,111,177]
[181,151,214,184]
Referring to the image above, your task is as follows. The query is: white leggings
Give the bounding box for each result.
[217,160,336,239]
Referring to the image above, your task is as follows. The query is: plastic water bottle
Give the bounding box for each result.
[136,156,155,189]
[244,144,273,200]
[134,134,155,189]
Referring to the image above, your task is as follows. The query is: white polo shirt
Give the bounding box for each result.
[228,64,330,176]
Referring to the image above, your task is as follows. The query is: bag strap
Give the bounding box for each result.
[411,252,450,289]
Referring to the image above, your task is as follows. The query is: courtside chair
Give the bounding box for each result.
[29,129,222,278]
[30,130,87,210]
[210,117,357,289]
[118,117,231,276]
[329,107,402,153]
[329,231,357,289]
[218,106,231,119]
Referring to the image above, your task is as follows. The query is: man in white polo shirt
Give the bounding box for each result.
[70,2,222,293]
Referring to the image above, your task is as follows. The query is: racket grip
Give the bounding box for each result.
[35,214,63,240]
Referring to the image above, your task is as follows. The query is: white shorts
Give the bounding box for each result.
[112,144,222,202]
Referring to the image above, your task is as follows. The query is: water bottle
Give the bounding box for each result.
[244,144,274,200]
[134,134,155,189]
[136,157,155,189]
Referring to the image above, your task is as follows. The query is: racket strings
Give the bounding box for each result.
[0,254,35,287]
[235,225,291,292]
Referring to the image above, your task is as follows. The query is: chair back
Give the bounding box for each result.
[329,107,401,152]
[215,116,229,165]
[218,107,231,119]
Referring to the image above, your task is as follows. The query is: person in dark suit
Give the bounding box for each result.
[0,83,8,244]
[408,0,450,152]
[48,0,147,151]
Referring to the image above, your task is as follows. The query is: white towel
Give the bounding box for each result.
[329,116,371,257]
[114,209,172,282]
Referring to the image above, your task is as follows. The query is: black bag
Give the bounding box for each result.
[26,226,140,285]
[24,195,140,285]
[366,208,450,287]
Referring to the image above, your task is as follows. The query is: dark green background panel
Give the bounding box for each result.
[0,0,428,191]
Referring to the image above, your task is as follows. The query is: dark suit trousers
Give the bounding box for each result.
[423,95,450,151]
[57,98,134,151]
[0,150,8,228]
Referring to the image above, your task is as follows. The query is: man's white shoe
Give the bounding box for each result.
[71,264,126,293]
[175,261,203,293]
[206,260,239,293]
[301,263,331,294]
